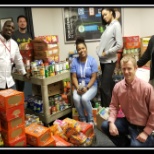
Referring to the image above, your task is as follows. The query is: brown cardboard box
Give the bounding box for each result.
[72,108,97,125]
[34,55,60,63]
[96,113,106,131]
[4,134,27,146]
[1,116,25,130]
[1,124,25,143]
[25,123,51,146]
[0,104,24,121]
[140,36,152,67]
[32,80,63,97]
[0,89,24,110]
[32,40,58,51]
[96,107,109,131]
[39,135,56,147]
[34,47,59,59]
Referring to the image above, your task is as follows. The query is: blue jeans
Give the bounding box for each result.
[73,85,97,122]
[101,118,154,147]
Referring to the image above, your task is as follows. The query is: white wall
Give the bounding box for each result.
[32,7,154,64]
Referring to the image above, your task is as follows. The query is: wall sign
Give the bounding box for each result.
[63,7,121,44]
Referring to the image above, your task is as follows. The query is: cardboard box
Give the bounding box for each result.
[35,55,60,63]
[72,108,97,124]
[32,80,63,97]
[0,104,25,121]
[34,47,59,59]
[25,123,51,146]
[39,135,56,147]
[4,134,27,146]
[123,36,140,49]
[32,41,58,51]
[33,35,58,44]
[1,116,25,130]
[96,113,106,131]
[0,89,24,110]
[140,36,151,67]
[1,124,25,143]
[96,107,109,131]
[140,36,151,52]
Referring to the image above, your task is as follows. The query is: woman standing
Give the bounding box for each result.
[96,8,123,107]
[70,36,98,126]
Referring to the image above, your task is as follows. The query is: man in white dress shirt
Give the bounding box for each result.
[0,20,28,90]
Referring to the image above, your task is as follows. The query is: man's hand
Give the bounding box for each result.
[23,73,31,80]
[136,131,148,143]
[109,122,119,136]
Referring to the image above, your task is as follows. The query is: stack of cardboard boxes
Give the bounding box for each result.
[0,89,26,146]
[32,35,59,63]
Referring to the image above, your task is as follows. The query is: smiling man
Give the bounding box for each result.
[101,55,154,147]
[0,20,28,90]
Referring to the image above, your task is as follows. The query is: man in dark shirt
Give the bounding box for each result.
[12,15,32,91]
[137,35,154,88]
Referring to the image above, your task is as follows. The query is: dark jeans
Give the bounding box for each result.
[100,62,116,107]
[15,80,25,92]
[101,118,154,147]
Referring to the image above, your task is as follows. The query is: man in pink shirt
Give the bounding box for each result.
[101,55,154,147]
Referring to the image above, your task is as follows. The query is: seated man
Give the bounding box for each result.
[101,55,154,147]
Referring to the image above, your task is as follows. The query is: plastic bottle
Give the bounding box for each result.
[39,63,45,79]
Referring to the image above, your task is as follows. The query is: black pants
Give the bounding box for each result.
[100,62,116,107]
[15,80,25,92]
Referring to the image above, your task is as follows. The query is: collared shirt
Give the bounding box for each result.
[108,76,154,135]
[0,34,26,89]
[70,55,98,87]
[96,19,123,63]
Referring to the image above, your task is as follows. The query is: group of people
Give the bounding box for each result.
[0,15,29,91]
[71,8,154,147]
[0,8,154,147]
[0,15,32,91]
